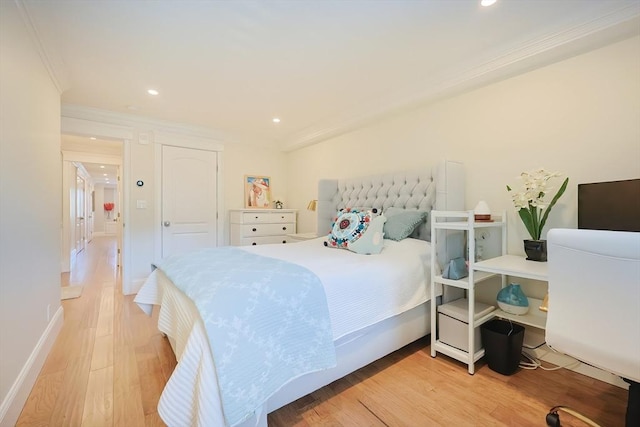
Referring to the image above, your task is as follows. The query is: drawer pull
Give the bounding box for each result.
[252,228,257,232]
[282,240,286,244]
[252,242,257,245]
[282,226,287,231]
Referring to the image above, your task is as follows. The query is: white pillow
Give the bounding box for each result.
[348,214,387,255]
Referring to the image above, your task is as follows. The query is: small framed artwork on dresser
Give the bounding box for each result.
[245,175,272,208]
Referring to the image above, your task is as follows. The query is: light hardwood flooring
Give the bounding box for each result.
[17,236,627,426]
[18,236,174,426]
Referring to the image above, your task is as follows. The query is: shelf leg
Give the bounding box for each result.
[468,286,476,375]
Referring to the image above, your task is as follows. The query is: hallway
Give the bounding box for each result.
[17,236,174,426]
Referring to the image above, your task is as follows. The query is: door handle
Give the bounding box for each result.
[163,221,171,227]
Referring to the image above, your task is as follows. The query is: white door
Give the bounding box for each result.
[162,145,218,258]
[116,167,123,268]
[75,174,86,254]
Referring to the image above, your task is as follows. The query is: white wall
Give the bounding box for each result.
[59,34,639,299]
[140,139,286,290]
[93,183,106,233]
[222,143,289,227]
[60,115,287,293]
[287,35,640,253]
[61,161,76,272]
[91,185,118,234]
[103,186,117,223]
[0,2,63,424]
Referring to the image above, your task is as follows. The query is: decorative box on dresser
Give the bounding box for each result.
[229,209,297,246]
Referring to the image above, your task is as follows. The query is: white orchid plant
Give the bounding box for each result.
[507,168,569,241]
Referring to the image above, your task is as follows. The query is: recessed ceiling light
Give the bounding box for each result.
[90,137,96,140]
[272,118,281,123]
[103,173,107,176]
[481,0,497,6]
[147,89,159,96]
[100,165,105,168]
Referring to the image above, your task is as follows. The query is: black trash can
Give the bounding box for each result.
[481,319,525,375]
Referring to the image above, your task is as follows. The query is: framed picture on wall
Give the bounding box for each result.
[244,175,272,209]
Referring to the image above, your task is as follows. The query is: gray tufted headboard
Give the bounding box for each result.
[317,160,465,271]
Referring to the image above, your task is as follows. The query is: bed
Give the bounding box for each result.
[134,159,465,427]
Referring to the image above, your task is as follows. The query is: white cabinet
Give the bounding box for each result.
[430,210,549,374]
[229,209,297,246]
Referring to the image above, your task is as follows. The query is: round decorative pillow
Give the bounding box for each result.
[325,208,371,248]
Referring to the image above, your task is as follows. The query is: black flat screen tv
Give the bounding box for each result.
[578,178,640,232]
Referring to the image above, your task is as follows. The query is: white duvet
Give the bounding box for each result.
[247,237,434,339]
[135,237,435,427]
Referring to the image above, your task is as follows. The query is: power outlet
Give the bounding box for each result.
[476,242,485,260]
[475,230,489,261]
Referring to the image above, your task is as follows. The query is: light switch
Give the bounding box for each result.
[136,200,147,209]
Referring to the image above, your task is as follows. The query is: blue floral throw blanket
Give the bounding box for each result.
[154,247,336,426]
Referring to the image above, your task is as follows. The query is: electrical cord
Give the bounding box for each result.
[494,319,569,371]
[519,350,581,371]
[546,405,602,427]
[515,342,602,425]
[488,315,582,370]
[495,324,601,425]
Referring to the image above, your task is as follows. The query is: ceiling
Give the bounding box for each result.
[61,135,122,185]
[82,162,119,187]
[22,0,640,150]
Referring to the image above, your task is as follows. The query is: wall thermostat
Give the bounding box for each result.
[136,180,144,187]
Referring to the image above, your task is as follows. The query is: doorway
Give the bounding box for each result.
[75,173,86,255]
[61,135,124,283]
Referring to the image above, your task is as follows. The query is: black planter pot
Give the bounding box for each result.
[524,239,547,262]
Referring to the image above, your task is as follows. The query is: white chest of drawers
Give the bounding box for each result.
[229,209,297,246]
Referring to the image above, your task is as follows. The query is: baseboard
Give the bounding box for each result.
[124,277,147,296]
[524,344,629,389]
[0,306,64,427]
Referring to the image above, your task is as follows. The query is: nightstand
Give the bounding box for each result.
[286,232,318,242]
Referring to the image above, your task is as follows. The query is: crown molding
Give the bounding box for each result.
[14,0,70,94]
[61,104,281,150]
[62,150,122,166]
[280,4,640,152]
[62,104,223,140]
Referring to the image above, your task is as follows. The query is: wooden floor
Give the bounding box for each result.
[17,236,174,427]
[17,236,627,426]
